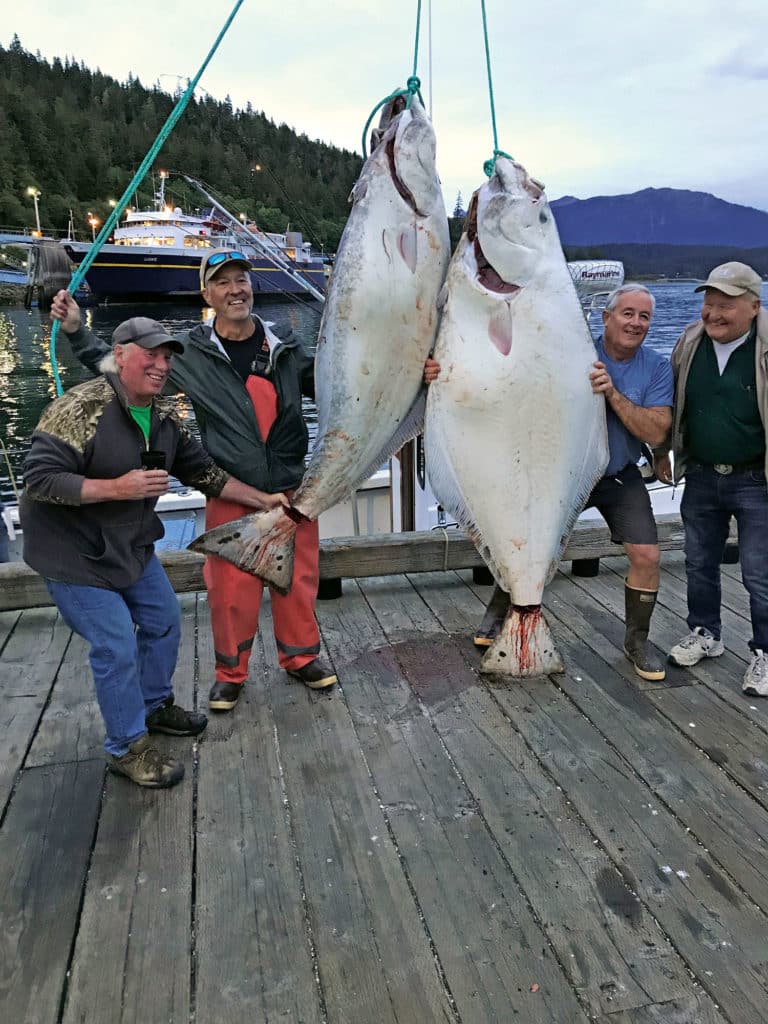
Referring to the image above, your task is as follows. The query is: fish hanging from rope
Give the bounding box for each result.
[189,95,450,588]
[425,156,609,677]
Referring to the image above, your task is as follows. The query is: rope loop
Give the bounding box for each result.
[483,149,515,178]
[361,0,425,153]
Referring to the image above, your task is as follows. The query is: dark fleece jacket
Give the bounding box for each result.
[21,373,228,589]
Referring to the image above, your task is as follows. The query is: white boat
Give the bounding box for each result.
[60,174,327,303]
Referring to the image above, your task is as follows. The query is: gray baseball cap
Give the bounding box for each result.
[695,262,763,299]
[112,317,184,353]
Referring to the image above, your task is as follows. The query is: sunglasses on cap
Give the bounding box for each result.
[206,250,249,268]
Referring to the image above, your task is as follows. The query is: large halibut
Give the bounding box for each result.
[426,157,608,676]
[190,97,450,589]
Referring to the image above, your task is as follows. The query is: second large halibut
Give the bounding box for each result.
[426,157,608,675]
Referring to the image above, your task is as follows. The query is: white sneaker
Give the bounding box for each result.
[668,627,725,667]
[743,649,768,697]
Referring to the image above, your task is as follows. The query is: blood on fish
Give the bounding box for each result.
[511,605,543,676]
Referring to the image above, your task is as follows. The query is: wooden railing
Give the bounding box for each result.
[0,514,701,613]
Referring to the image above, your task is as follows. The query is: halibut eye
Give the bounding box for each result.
[539,212,548,224]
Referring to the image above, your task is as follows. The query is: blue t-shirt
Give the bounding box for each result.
[595,336,674,476]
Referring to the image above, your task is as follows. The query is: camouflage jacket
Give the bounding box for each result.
[20,373,228,589]
[64,317,316,492]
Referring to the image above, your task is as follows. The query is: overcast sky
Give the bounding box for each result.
[5,0,768,214]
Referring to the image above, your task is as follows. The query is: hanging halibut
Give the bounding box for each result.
[426,157,608,676]
[189,96,450,590]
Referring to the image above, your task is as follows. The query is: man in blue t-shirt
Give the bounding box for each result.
[475,284,674,681]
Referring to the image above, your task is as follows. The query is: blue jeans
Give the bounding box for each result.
[681,463,768,651]
[46,555,181,756]
[0,524,8,563]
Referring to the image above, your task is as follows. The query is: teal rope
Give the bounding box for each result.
[406,0,422,109]
[361,0,424,156]
[480,0,513,177]
[49,0,245,396]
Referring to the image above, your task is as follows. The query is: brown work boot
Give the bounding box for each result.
[624,584,666,681]
[108,735,184,788]
[473,583,510,647]
[288,658,337,689]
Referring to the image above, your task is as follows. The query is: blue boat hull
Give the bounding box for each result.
[62,244,326,302]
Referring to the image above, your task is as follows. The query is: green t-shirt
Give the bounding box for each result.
[128,404,152,443]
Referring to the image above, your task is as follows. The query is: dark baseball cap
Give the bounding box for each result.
[112,317,184,353]
[200,247,252,289]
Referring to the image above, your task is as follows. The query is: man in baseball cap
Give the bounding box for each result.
[50,238,340,712]
[112,316,185,353]
[693,261,763,299]
[654,261,768,697]
[199,247,251,290]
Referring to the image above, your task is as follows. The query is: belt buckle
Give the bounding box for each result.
[713,463,733,475]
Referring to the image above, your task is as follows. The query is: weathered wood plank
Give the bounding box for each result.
[0,607,70,813]
[0,762,103,1024]
[495,612,768,1022]
[362,573,708,1019]
[317,576,589,1023]
[540,573,768,912]
[0,515,689,611]
[594,992,725,1023]
[258,602,454,1024]
[194,599,323,1024]
[0,609,20,651]
[26,631,102,767]
[561,562,768,807]
[62,597,199,1024]
[405,571,768,1022]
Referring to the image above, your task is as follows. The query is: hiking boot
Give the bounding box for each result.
[743,649,768,697]
[146,696,208,736]
[208,681,243,712]
[108,735,184,789]
[623,584,665,681]
[473,583,510,648]
[288,658,337,689]
[668,627,725,667]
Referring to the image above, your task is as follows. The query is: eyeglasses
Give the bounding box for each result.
[205,250,249,269]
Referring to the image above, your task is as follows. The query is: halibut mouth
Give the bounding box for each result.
[466,194,520,296]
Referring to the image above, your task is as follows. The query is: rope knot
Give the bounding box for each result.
[483,157,496,178]
[406,75,421,94]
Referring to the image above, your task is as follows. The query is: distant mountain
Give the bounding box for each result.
[551,188,768,247]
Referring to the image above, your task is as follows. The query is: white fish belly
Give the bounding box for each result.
[427,274,607,606]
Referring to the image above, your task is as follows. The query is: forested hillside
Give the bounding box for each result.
[0,36,362,251]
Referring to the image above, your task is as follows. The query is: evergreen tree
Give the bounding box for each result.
[0,38,363,251]
[452,191,465,219]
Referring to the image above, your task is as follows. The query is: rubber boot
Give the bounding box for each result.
[473,584,511,648]
[623,584,666,681]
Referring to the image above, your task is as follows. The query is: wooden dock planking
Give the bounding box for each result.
[193,593,323,1024]
[257,604,456,1023]
[2,557,768,1022]
[60,595,199,1024]
[366,573,723,1020]
[0,607,71,814]
[318,577,589,1022]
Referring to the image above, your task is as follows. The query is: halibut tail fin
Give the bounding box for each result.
[188,506,298,594]
[479,605,564,677]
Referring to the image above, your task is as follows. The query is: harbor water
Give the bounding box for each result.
[1,282,766,501]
